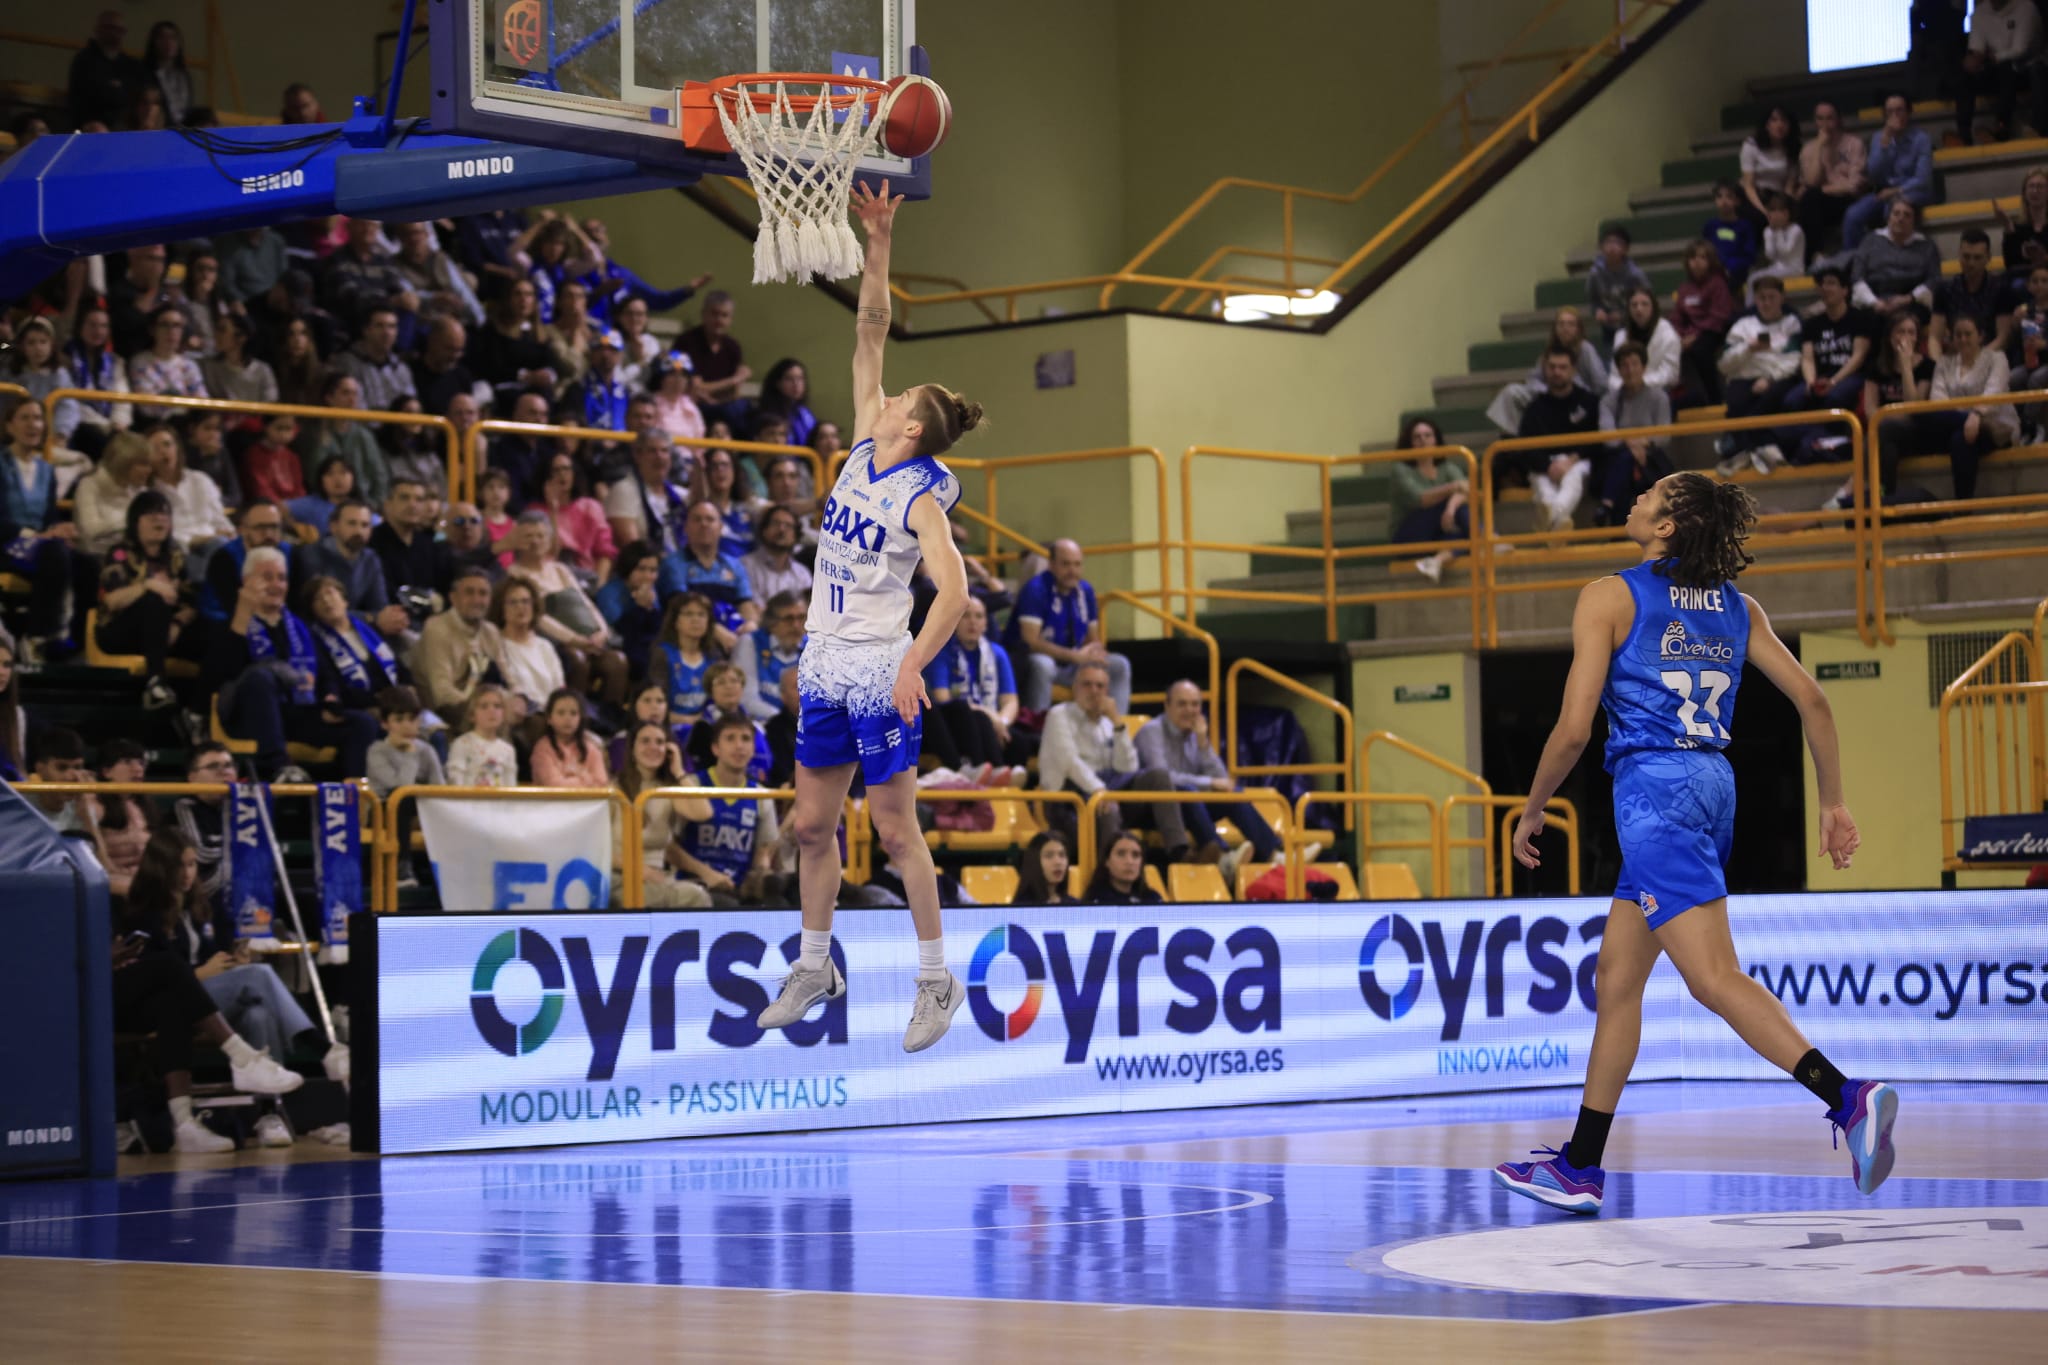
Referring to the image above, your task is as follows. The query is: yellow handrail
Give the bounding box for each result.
[1100,589,1220,723]
[1293,791,1443,898]
[1481,410,1871,648]
[464,420,821,507]
[866,1,1673,325]
[1182,444,1484,647]
[1865,392,2048,646]
[1936,618,2047,872]
[41,388,463,506]
[1225,657,1354,796]
[1077,787,1287,882]
[22,779,383,912]
[1493,797,1582,897]
[1362,729,1491,894]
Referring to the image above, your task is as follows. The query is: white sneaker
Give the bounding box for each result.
[902,970,964,1054]
[1820,487,1853,512]
[1750,443,1786,474]
[309,1123,352,1146]
[114,1120,144,1154]
[322,1043,351,1087]
[915,766,961,789]
[1714,452,1747,478]
[757,957,846,1029]
[1414,555,1443,583]
[272,764,314,785]
[173,1117,233,1153]
[1218,840,1254,890]
[253,1112,294,1148]
[142,676,178,711]
[230,1052,305,1096]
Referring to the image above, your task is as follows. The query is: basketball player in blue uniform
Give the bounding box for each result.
[756,180,984,1051]
[1493,472,1895,1214]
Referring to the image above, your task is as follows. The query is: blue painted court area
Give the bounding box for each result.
[2,1083,2042,1321]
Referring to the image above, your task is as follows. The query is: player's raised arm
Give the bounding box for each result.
[1514,575,1631,868]
[1743,593,1860,870]
[850,179,903,443]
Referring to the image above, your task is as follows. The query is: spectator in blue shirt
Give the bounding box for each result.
[577,216,712,325]
[1703,182,1759,286]
[664,499,759,650]
[735,589,806,722]
[1005,538,1132,713]
[923,596,1028,780]
[1843,92,1935,250]
[594,540,665,680]
[1135,680,1282,882]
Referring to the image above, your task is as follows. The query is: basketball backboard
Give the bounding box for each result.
[430,0,931,194]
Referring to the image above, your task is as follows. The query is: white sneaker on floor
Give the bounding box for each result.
[322,1043,351,1087]
[114,1120,144,1155]
[173,1118,233,1154]
[902,971,964,1054]
[757,957,846,1029]
[253,1112,294,1148]
[1750,443,1786,474]
[1414,555,1443,583]
[230,1052,305,1096]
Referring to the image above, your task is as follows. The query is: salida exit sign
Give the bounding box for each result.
[1815,661,1879,681]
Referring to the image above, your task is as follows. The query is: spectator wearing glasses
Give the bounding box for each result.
[439,500,504,591]
[126,306,206,400]
[734,590,806,722]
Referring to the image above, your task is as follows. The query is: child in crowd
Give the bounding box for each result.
[1754,193,1807,301]
[446,683,518,788]
[1704,181,1760,287]
[366,685,445,888]
[478,467,516,551]
[1585,226,1651,340]
[651,592,720,730]
[531,685,609,787]
[241,412,306,509]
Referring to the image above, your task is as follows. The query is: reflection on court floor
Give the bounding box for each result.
[1,1084,2041,1322]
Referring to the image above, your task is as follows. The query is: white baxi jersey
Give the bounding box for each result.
[804,437,960,648]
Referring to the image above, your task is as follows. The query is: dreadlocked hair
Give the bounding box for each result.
[1654,473,1757,590]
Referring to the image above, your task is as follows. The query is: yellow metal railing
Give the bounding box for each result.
[1865,392,2048,646]
[464,420,821,508]
[1226,657,1354,797]
[1937,604,2048,873]
[1294,791,1443,899]
[870,0,1675,326]
[41,388,463,506]
[1481,410,1871,648]
[1488,796,1583,897]
[1182,444,1484,646]
[1100,589,1220,716]
[1362,729,1491,894]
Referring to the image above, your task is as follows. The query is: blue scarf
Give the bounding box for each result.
[63,341,120,417]
[634,471,688,555]
[582,371,631,431]
[246,609,320,706]
[228,783,279,943]
[311,612,399,696]
[2,450,56,536]
[314,783,361,960]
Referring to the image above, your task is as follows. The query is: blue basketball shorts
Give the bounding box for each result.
[1609,748,1736,929]
[795,638,922,785]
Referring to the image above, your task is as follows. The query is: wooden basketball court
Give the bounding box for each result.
[4,1082,2041,1362]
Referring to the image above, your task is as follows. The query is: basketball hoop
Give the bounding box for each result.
[677,73,891,286]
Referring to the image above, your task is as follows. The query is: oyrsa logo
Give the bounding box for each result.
[471,928,565,1056]
[966,922,1280,1062]
[467,927,847,1079]
[1358,910,1604,1040]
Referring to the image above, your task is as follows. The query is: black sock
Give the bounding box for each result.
[1794,1048,1850,1108]
[1563,1105,1614,1170]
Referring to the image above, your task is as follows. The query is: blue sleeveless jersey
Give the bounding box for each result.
[679,769,761,882]
[661,644,712,719]
[1601,561,1750,772]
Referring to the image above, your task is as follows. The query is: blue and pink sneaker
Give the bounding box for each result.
[1492,1145,1605,1214]
[1827,1079,1899,1195]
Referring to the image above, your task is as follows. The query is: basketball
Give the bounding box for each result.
[878,74,950,159]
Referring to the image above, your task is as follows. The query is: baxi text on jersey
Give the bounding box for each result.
[819,495,890,553]
[239,169,305,194]
[1660,622,1735,662]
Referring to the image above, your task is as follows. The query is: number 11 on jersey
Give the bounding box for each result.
[828,583,846,614]
[1661,667,1732,740]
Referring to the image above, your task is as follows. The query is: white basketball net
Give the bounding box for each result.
[714,79,881,286]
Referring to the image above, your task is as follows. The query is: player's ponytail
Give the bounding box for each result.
[913,383,987,456]
[1655,472,1756,590]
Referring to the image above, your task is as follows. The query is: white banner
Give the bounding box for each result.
[415,798,613,911]
[362,891,2045,1153]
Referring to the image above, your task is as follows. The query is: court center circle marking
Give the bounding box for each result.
[345,1180,1274,1239]
[1373,1205,2048,1310]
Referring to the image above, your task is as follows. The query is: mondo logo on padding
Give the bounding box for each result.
[1358,914,1425,1020]
[471,928,566,1056]
[968,924,1045,1042]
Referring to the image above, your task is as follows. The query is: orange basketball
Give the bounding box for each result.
[878,75,950,159]
[501,0,545,68]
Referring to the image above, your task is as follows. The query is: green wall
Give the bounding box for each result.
[1350,651,1486,896]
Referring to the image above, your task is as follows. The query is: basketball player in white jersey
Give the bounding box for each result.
[756,180,984,1051]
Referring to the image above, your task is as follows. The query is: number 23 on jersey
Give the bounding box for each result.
[1662,667,1732,740]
